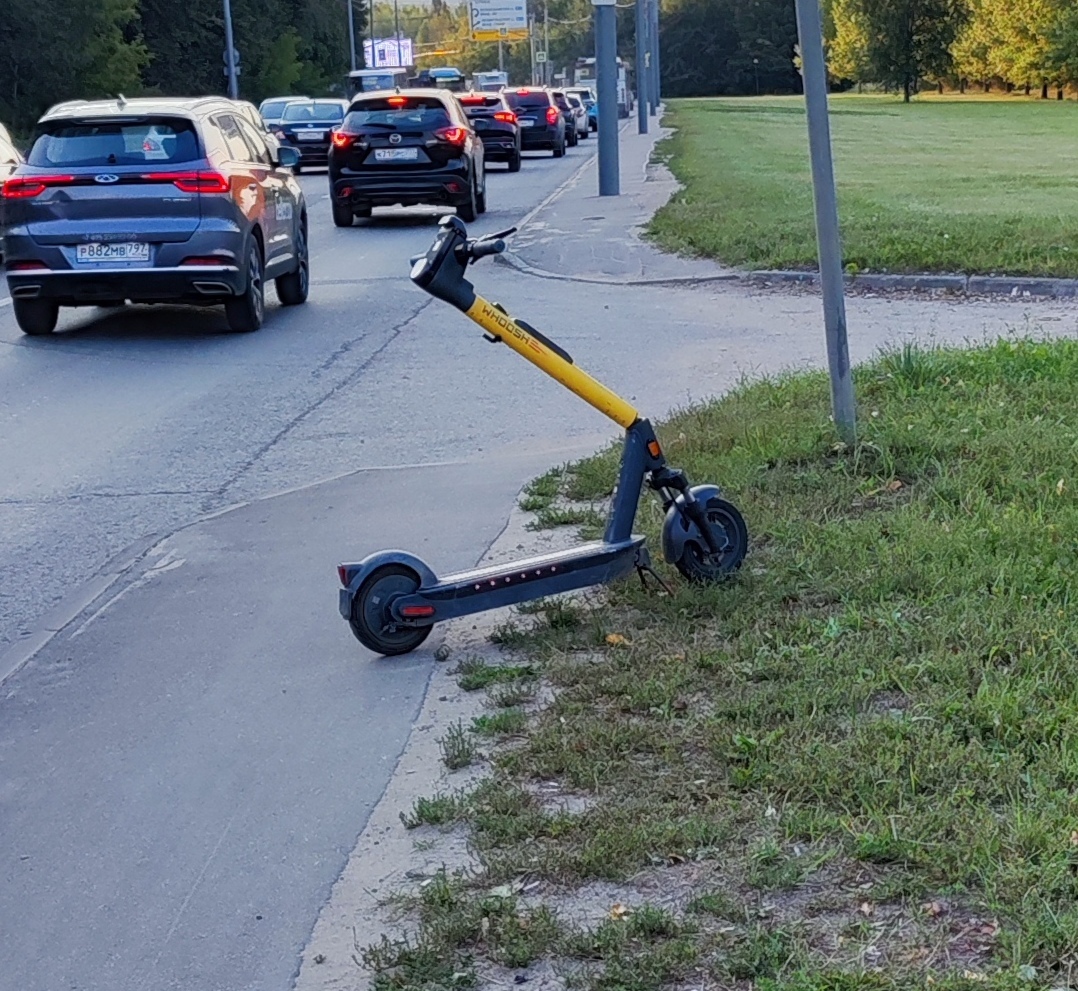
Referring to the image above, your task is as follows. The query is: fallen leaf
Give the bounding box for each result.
[489,884,516,898]
[887,479,904,492]
[1058,478,1067,496]
[859,901,875,917]
[609,903,631,919]
[1070,830,1078,847]
[922,900,945,917]
[962,971,987,983]
[605,633,631,647]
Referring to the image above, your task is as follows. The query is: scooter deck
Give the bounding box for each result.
[392,537,649,624]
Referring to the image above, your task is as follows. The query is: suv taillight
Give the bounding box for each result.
[331,130,354,149]
[143,171,230,194]
[494,111,517,124]
[1,175,76,199]
[545,107,559,125]
[434,126,468,146]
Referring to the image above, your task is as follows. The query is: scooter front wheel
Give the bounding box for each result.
[669,497,748,584]
[349,564,433,656]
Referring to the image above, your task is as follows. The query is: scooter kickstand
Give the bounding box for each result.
[637,563,673,596]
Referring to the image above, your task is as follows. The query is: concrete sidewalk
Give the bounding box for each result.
[503,121,735,285]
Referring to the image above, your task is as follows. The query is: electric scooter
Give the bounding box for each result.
[336,216,748,656]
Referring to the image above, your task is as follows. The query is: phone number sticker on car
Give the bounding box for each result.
[76,242,151,264]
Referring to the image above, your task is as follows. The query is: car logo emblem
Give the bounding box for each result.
[389,133,402,145]
[95,174,119,184]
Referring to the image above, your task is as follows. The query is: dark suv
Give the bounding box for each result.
[1,97,308,335]
[327,90,487,227]
[502,88,565,158]
[271,99,348,172]
[458,92,521,172]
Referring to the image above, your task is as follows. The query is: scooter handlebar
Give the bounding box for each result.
[468,237,506,261]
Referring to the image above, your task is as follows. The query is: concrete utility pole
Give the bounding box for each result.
[347,0,357,72]
[498,40,504,72]
[793,0,856,443]
[529,15,537,84]
[223,0,239,99]
[593,0,619,195]
[635,0,648,133]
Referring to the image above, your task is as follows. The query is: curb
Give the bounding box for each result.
[496,247,739,286]
[747,270,1078,297]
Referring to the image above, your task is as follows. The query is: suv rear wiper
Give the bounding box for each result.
[359,122,398,130]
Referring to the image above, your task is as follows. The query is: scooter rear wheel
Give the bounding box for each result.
[349,564,433,656]
[671,497,748,584]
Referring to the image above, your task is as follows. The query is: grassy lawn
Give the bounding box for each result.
[649,95,1078,277]
[366,336,1078,991]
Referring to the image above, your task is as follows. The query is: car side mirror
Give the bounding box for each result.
[277,146,301,169]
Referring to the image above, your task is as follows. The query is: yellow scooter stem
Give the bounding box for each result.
[465,294,640,430]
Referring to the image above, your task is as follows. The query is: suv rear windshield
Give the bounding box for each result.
[553,94,571,110]
[28,117,200,167]
[504,91,551,110]
[343,97,452,129]
[260,100,291,118]
[282,102,345,122]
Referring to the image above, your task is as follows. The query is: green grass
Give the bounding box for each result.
[362,336,1078,990]
[650,94,1078,277]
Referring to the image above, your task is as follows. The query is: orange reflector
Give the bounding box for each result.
[401,604,435,618]
[647,440,662,458]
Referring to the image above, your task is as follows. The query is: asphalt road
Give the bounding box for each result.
[1,135,744,991]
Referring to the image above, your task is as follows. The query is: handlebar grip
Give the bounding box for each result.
[470,238,506,261]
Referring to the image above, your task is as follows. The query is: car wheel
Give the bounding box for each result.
[275,219,309,306]
[579,127,588,140]
[553,139,565,158]
[457,175,478,223]
[294,164,302,175]
[354,204,373,219]
[225,240,265,333]
[332,199,354,227]
[13,299,59,336]
[508,150,521,173]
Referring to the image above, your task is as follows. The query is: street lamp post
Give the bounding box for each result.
[347,0,358,72]
[753,57,759,96]
[593,0,619,195]
[635,0,648,134]
[222,0,239,99]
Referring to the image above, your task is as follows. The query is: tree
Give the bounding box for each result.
[1047,1,1078,88]
[829,0,967,100]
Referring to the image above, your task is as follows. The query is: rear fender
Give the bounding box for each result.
[342,550,439,596]
[660,484,724,565]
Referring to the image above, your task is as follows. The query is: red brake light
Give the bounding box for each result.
[435,126,468,146]
[337,565,349,587]
[546,107,559,125]
[2,175,76,199]
[331,130,354,149]
[460,96,484,104]
[494,111,517,124]
[180,256,228,266]
[516,88,530,95]
[143,170,230,194]
[388,96,407,106]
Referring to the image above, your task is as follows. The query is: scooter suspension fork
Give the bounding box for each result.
[648,467,725,557]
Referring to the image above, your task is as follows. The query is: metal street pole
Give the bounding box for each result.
[223,0,239,99]
[649,0,660,114]
[347,0,357,72]
[593,0,619,195]
[498,40,504,72]
[529,15,537,84]
[394,0,401,50]
[793,0,856,443]
[543,0,550,86]
[634,0,648,133]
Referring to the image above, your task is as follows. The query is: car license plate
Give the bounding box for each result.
[297,131,324,141]
[519,119,534,127]
[374,148,419,162]
[75,242,150,264]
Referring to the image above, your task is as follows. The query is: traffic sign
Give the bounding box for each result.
[470,0,527,41]
[536,51,547,62]
[223,47,240,64]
